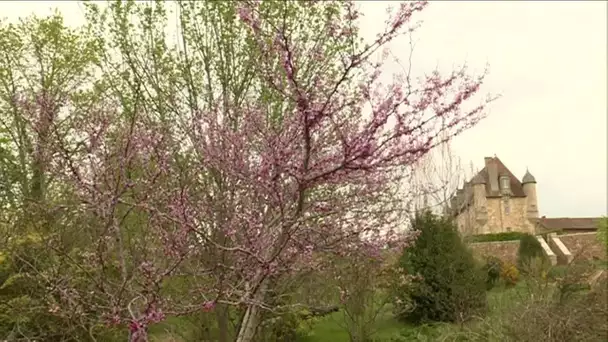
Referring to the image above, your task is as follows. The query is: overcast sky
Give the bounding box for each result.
[2,1,606,218]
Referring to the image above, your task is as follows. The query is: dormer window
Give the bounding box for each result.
[500,175,510,194]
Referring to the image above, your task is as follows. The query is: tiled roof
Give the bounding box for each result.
[450,156,529,215]
[471,156,526,198]
[537,217,601,231]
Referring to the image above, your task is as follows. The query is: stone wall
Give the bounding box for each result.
[559,232,606,262]
[467,233,604,266]
[468,240,520,265]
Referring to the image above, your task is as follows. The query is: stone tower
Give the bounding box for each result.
[471,173,488,230]
[522,169,539,220]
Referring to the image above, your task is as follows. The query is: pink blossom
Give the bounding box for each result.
[202,300,216,312]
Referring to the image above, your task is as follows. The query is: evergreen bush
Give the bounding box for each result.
[517,233,548,272]
[393,211,487,324]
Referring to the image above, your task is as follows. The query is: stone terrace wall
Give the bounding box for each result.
[559,232,606,262]
[468,240,519,265]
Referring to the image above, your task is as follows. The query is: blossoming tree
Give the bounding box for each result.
[4,1,494,341]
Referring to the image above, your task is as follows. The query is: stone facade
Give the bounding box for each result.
[450,156,538,235]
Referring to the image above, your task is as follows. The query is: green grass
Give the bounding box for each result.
[147,280,567,341]
[148,315,203,342]
[297,284,531,342]
[145,285,532,341]
[296,305,404,342]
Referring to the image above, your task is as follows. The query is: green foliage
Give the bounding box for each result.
[0,233,56,339]
[389,324,444,342]
[0,12,100,207]
[0,230,123,341]
[517,233,548,272]
[465,231,527,243]
[482,256,504,290]
[597,216,608,252]
[393,211,487,324]
[258,310,319,342]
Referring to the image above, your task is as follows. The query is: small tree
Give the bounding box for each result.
[393,211,486,323]
[334,247,399,342]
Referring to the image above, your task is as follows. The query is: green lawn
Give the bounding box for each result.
[296,304,404,342]
[297,284,530,342]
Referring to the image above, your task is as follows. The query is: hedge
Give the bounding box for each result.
[464,231,527,243]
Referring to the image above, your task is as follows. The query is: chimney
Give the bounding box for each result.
[485,157,499,193]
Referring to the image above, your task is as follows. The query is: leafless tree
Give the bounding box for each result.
[409,134,464,215]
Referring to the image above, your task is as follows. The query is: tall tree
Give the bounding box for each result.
[0,13,99,213]
[6,1,495,341]
[78,1,368,340]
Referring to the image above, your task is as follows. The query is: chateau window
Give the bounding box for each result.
[504,198,510,215]
[500,177,510,190]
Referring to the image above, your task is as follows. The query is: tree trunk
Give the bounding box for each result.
[235,279,268,342]
[215,303,230,342]
[235,303,261,342]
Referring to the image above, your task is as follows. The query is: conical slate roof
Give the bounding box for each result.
[522,169,536,184]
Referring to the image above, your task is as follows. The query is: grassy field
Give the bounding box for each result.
[296,304,402,342]
[297,284,530,342]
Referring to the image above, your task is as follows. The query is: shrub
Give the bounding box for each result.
[517,233,548,272]
[393,211,487,324]
[482,256,504,290]
[257,310,318,342]
[441,264,608,342]
[0,232,124,341]
[500,263,520,287]
[503,274,608,342]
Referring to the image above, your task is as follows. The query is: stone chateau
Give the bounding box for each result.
[448,156,538,235]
